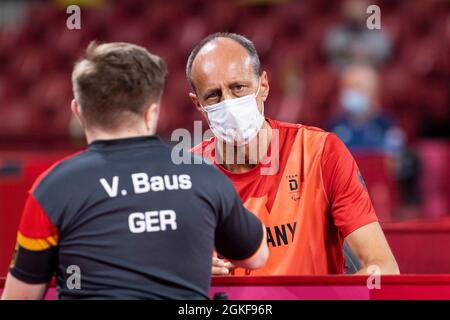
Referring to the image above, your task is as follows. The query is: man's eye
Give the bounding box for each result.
[234,85,244,91]
[206,92,218,100]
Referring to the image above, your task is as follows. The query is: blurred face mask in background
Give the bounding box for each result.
[201,83,264,145]
[340,89,370,115]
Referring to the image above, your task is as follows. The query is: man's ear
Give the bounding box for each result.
[189,92,203,112]
[190,92,211,127]
[259,71,270,102]
[144,103,159,134]
[71,99,83,125]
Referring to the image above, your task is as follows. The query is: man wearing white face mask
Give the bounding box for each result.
[198,82,264,146]
[187,33,399,276]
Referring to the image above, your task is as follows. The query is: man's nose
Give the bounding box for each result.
[220,88,234,102]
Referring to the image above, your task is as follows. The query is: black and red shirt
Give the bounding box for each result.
[10,135,263,299]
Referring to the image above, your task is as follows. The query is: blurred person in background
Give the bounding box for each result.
[328,63,420,218]
[329,63,404,154]
[323,0,393,70]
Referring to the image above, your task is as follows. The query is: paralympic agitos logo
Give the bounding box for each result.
[286,174,301,201]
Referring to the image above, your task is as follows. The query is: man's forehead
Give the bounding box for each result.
[192,38,254,84]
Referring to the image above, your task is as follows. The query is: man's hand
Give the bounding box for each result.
[212,257,234,275]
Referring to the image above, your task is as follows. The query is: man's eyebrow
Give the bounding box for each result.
[229,79,254,87]
[229,81,247,87]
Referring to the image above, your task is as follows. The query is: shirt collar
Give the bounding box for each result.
[88,135,163,151]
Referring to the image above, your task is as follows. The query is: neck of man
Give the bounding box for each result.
[84,123,153,145]
[217,119,272,174]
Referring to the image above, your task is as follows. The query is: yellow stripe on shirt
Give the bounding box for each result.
[17,232,59,251]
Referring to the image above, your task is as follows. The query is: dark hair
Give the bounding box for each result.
[72,41,167,130]
[186,32,261,91]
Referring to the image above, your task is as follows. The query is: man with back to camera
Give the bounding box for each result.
[187,32,399,276]
[1,41,268,300]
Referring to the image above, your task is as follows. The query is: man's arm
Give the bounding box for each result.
[345,222,399,274]
[229,224,268,270]
[212,224,268,274]
[214,205,268,271]
[1,193,59,299]
[1,273,48,300]
[322,133,399,274]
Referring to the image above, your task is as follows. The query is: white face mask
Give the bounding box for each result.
[201,83,264,146]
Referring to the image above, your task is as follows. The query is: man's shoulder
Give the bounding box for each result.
[268,118,331,143]
[31,150,86,190]
[299,124,331,142]
[29,150,95,223]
